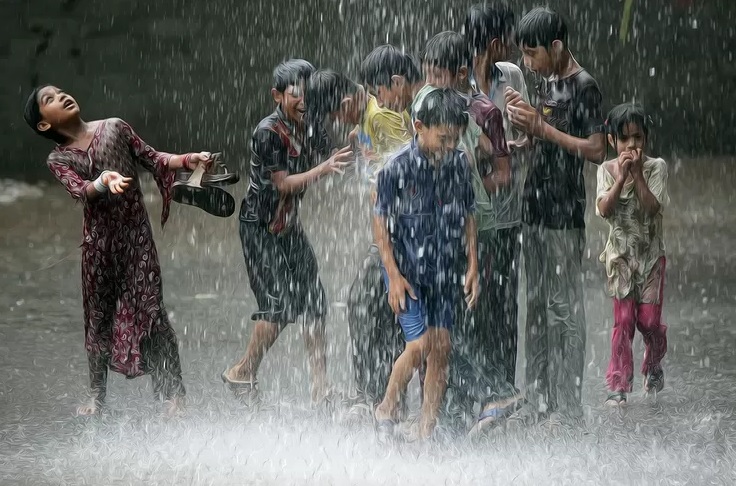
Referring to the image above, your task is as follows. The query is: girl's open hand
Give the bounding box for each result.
[102,171,133,195]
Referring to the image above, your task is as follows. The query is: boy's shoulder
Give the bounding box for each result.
[381,144,413,173]
[571,68,600,91]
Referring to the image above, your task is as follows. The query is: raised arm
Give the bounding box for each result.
[116,118,178,225]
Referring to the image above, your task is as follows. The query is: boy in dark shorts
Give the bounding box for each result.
[505,7,606,422]
[223,59,352,406]
[373,88,479,441]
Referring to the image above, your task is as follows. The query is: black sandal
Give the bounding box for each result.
[604,391,628,406]
[175,153,239,187]
[173,164,235,218]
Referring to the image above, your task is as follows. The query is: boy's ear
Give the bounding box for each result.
[458,66,469,82]
[37,121,51,133]
[271,88,283,105]
[413,119,425,134]
[340,97,353,112]
[551,39,564,54]
[607,134,615,149]
[391,74,406,88]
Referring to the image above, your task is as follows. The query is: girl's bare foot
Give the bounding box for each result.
[76,399,100,416]
[163,396,186,417]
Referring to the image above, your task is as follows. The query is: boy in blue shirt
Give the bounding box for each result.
[373,88,479,440]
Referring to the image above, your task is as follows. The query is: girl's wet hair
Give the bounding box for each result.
[464,1,516,56]
[23,85,68,144]
[359,45,421,87]
[422,31,471,75]
[304,69,359,125]
[515,7,567,49]
[606,103,651,141]
[273,59,315,93]
[414,88,469,129]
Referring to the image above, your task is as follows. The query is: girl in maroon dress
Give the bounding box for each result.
[24,85,212,416]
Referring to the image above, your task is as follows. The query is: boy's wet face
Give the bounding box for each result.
[275,82,306,123]
[36,86,80,129]
[520,45,554,77]
[415,122,463,161]
[612,122,647,154]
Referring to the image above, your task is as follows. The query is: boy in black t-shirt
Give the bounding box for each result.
[504,7,606,423]
[223,60,352,407]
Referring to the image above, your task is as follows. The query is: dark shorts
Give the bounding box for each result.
[380,267,458,341]
[240,220,327,325]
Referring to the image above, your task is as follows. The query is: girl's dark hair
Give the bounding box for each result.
[464,1,516,56]
[359,45,421,87]
[273,59,315,93]
[422,31,471,75]
[606,103,651,141]
[304,69,360,125]
[23,85,68,144]
[515,7,567,49]
[414,88,469,129]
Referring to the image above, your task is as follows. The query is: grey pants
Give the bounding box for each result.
[522,224,586,417]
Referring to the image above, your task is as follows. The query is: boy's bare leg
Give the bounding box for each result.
[227,320,283,382]
[375,334,429,421]
[419,327,452,439]
[303,318,329,404]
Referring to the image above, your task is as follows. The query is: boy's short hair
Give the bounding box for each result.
[414,88,469,129]
[515,7,568,49]
[421,31,470,75]
[273,59,315,93]
[360,45,421,87]
[606,103,651,141]
[304,69,360,123]
[465,1,516,56]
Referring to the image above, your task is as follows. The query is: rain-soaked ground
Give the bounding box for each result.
[1,157,735,485]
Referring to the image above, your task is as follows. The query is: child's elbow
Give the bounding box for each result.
[590,147,606,165]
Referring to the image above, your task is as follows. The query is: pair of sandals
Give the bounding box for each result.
[173,153,239,217]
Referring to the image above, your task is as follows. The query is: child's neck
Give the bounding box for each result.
[57,118,89,142]
[552,50,581,80]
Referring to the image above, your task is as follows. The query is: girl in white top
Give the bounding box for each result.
[596,103,669,406]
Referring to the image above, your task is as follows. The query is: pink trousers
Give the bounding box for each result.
[606,257,668,393]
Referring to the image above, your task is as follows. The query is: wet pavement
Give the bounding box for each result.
[1,157,735,485]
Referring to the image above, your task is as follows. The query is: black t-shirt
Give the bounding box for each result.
[240,108,332,233]
[523,69,604,229]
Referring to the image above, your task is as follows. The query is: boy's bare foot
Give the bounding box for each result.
[163,396,186,417]
[76,399,100,416]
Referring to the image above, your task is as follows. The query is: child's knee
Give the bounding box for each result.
[637,304,663,333]
[613,299,637,328]
[429,327,452,358]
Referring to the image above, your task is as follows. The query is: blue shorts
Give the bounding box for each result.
[381,268,455,342]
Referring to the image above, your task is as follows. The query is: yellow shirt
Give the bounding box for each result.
[355,95,412,187]
[359,96,412,161]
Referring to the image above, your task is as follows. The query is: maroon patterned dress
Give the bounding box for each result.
[46,118,185,400]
